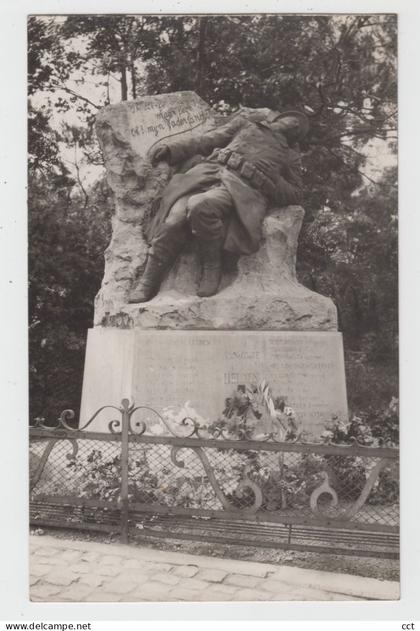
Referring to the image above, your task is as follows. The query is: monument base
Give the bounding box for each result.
[94,206,337,331]
[80,328,347,436]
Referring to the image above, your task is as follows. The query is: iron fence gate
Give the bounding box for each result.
[30,399,399,559]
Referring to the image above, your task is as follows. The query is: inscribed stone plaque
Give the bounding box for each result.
[80,329,347,436]
[96,91,216,158]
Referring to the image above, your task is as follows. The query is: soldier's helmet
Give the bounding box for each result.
[267,110,309,143]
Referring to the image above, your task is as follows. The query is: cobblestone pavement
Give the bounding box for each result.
[30,535,399,602]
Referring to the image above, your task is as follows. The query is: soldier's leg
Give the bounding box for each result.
[164,195,190,226]
[187,186,234,297]
[128,196,190,303]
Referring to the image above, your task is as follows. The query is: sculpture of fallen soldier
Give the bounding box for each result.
[129,109,309,302]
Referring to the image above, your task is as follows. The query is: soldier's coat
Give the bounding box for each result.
[145,111,304,255]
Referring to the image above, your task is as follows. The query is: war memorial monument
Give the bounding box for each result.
[80,91,348,434]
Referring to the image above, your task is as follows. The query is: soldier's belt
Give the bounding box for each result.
[212,149,275,199]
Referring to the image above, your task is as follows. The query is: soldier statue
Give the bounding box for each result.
[128,109,309,303]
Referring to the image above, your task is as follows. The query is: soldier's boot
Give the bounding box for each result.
[196,238,223,298]
[128,223,187,303]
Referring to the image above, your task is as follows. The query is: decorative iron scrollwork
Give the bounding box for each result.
[340,458,389,520]
[309,458,393,522]
[30,437,79,492]
[32,398,390,450]
[310,471,338,516]
[170,445,263,513]
[128,406,202,438]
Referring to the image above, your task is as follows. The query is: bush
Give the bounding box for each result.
[321,398,399,504]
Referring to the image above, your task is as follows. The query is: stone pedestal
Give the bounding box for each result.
[80,329,347,436]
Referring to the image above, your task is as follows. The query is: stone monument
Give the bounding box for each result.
[80,91,347,435]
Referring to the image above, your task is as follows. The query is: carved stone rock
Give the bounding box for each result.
[95,205,337,330]
[95,91,215,325]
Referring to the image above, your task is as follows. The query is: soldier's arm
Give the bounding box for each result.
[160,114,247,164]
[274,152,304,206]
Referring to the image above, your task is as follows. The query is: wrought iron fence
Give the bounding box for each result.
[30,399,399,559]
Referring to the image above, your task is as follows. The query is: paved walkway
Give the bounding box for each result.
[30,535,399,602]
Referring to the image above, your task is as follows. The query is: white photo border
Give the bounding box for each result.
[1,0,418,621]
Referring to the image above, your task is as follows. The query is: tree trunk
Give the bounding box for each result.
[130,56,137,100]
[73,142,89,208]
[196,17,207,96]
[105,71,110,105]
[120,64,128,101]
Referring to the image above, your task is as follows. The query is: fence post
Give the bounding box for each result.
[120,399,130,544]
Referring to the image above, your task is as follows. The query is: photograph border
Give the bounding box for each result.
[1,0,419,622]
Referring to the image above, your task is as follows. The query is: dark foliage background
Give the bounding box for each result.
[28,14,397,424]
